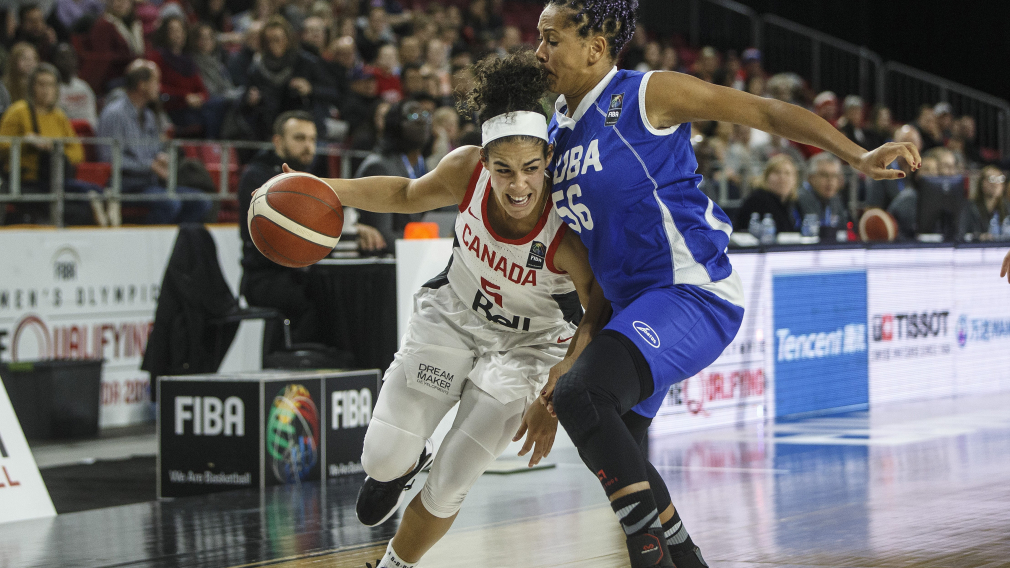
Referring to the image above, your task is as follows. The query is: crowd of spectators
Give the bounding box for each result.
[0,0,1005,243]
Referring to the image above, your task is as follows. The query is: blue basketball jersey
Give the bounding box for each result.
[548,68,743,311]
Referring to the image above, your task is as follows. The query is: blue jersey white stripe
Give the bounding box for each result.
[548,68,743,310]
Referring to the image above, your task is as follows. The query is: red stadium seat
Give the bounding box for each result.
[75,162,111,187]
[187,144,241,222]
[71,119,99,162]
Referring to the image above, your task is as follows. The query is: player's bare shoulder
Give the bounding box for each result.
[427,145,483,204]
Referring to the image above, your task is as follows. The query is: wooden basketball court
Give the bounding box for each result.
[2,391,1010,567]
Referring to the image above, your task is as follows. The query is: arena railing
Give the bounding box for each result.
[759,14,884,107]
[693,0,761,53]
[884,61,1010,160]
[0,135,372,227]
[644,0,759,54]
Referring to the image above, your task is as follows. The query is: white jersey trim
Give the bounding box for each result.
[600,104,745,304]
[638,72,681,136]
[701,269,745,307]
[704,198,733,237]
[554,66,619,130]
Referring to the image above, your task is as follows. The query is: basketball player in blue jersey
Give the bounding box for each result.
[531,1,923,566]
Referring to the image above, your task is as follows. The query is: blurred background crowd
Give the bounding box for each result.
[0,0,1005,243]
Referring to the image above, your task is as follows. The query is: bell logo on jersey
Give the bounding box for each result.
[473,286,532,331]
[605,93,624,126]
[527,241,546,270]
[633,321,661,349]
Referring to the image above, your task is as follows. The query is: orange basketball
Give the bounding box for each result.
[248,172,343,267]
[859,208,898,242]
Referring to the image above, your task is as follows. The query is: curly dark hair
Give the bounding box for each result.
[546,0,638,59]
[459,50,551,154]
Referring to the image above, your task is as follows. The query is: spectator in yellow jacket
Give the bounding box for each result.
[0,63,110,226]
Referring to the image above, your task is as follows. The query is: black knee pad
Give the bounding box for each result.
[553,370,600,443]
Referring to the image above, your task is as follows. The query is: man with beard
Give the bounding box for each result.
[239,111,385,349]
[354,99,433,251]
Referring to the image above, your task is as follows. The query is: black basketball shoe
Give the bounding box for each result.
[670,546,709,568]
[356,439,434,527]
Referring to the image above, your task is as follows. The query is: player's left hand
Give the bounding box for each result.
[540,356,575,416]
[514,399,557,467]
[1001,250,1010,284]
[854,142,921,180]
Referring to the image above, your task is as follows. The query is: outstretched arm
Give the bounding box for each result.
[280,145,480,214]
[644,71,921,180]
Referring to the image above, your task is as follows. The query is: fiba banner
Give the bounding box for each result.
[324,370,380,478]
[159,370,379,498]
[0,226,242,428]
[0,375,56,524]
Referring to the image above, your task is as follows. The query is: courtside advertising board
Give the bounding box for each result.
[0,373,56,524]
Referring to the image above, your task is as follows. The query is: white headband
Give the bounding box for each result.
[481,111,549,146]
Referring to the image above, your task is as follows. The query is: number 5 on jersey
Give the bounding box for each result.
[553,185,594,233]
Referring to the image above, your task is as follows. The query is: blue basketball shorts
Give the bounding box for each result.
[603,285,745,418]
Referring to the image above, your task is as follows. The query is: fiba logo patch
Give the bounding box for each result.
[957,315,968,347]
[527,240,546,269]
[605,93,624,126]
[633,321,661,349]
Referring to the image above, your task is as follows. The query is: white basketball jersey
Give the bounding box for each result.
[425,164,580,334]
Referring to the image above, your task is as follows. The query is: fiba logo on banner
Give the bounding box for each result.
[266,384,319,483]
[773,272,869,417]
[331,389,372,430]
[174,396,245,436]
[52,246,80,282]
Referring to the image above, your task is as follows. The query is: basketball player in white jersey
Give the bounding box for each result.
[266,51,608,568]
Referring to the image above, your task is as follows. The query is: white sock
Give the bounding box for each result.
[378,541,418,568]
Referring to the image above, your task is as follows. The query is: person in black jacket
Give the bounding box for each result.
[239,111,384,347]
[734,154,802,233]
[239,15,339,140]
[353,99,433,251]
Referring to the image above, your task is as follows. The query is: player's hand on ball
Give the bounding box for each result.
[854,142,921,180]
[514,399,557,467]
[541,356,575,416]
[1001,250,1010,284]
